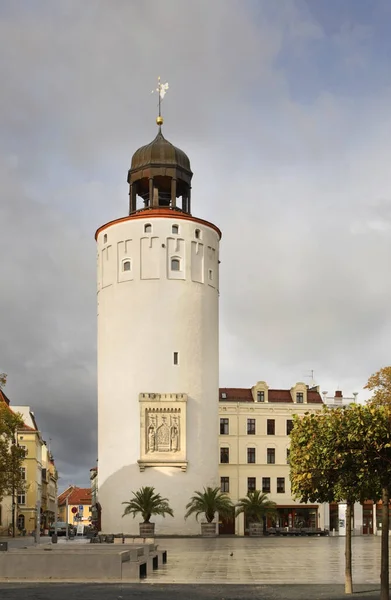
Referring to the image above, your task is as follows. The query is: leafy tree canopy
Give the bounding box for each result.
[235,490,276,523]
[0,401,26,503]
[185,486,234,523]
[122,486,174,523]
[366,366,391,407]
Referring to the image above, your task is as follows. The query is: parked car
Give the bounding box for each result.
[48,522,75,536]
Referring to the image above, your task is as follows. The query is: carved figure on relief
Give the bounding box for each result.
[147,416,156,452]
[170,417,179,452]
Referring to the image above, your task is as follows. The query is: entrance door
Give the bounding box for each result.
[363,512,373,535]
[219,509,235,535]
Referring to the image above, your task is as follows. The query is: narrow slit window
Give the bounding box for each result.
[123,260,131,272]
[171,258,180,271]
[173,352,179,365]
[208,269,213,280]
[172,224,179,234]
[195,229,201,239]
[103,234,107,243]
[144,224,152,233]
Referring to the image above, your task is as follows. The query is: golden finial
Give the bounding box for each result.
[152,76,169,127]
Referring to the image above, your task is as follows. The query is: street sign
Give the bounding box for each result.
[79,505,84,513]
[71,507,78,514]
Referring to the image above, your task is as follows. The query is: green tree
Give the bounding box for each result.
[122,486,174,523]
[184,486,234,523]
[0,399,27,536]
[366,366,391,406]
[290,406,376,595]
[0,373,6,389]
[235,490,276,532]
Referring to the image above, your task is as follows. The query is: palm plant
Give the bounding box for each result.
[185,486,234,523]
[235,490,277,524]
[122,486,174,523]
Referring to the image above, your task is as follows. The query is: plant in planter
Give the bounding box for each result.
[122,486,174,536]
[235,490,277,536]
[184,486,234,536]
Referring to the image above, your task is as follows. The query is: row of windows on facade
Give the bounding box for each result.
[220,418,294,436]
[222,391,304,403]
[220,447,290,465]
[119,257,214,279]
[220,476,286,494]
[102,225,202,245]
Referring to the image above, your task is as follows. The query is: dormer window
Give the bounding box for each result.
[123,260,131,272]
[144,224,152,233]
[172,224,179,234]
[257,391,265,402]
[221,392,227,399]
[296,392,304,403]
[171,258,180,271]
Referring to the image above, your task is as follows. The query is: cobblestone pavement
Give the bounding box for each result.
[0,536,388,599]
[147,536,382,584]
[0,583,385,600]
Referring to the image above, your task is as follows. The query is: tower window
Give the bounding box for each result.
[123,260,131,272]
[171,258,180,271]
[208,269,213,280]
[173,352,179,365]
[144,224,152,233]
[195,229,201,239]
[172,224,179,234]
[103,234,107,244]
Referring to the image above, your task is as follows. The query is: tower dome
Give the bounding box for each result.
[127,128,193,215]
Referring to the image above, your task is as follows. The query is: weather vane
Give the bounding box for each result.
[151,76,169,127]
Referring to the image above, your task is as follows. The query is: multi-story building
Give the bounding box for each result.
[58,486,92,529]
[0,390,58,535]
[218,381,326,535]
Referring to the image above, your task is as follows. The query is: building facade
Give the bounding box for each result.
[58,486,92,528]
[218,381,327,535]
[96,116,221,534]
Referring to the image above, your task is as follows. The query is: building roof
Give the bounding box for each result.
[130,129,191,174]
[219,387,323,404]
[58,486,91,506]
[0,394,37,431]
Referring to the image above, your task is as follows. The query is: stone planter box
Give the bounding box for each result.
[249,522,263,537]
[139,523,155,537]
[201,522,217,537]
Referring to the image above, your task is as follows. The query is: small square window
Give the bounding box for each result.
[247,477,256,493]
[221,477,229,492]
[221,392,227,399]
[277,477,285,493]
[267,419,275,435]
[220,447,229,464]
[267,448,275,464]
[296,392,304,403]
[247,448,256,463]
[123,260,131,272]
[220,418,229,435]
[247,419,256,435]
[262,477,271,494]
[144,224,152,233]
[172,225,179,234]
[171,258,180,271]
[173,352,179,365]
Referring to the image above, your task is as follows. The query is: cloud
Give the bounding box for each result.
[1,0,391,487]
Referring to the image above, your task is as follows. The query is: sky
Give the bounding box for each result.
[1,0,391,489]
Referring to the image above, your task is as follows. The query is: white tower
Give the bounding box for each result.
[96,110,221,534]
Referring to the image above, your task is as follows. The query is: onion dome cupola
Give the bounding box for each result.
[127,127,193,215]
[127,77,193,215]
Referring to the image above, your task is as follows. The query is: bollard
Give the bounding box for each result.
[51,534,58,544]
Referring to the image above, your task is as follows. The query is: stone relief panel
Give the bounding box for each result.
[138,393,187,471]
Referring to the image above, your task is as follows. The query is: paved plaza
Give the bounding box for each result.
[0,536,388,599]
